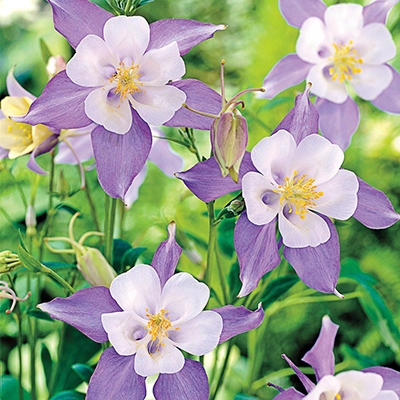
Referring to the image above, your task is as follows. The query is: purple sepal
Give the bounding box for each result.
[38,287,121,343]
[283,216,340,294]
[272,83,319,144]
[166,79,221,131]
[363,0,399,25]
[176,152,256,203]
[273,387,305,399]
[15,71,93,130]
[353,178,400,229]
[148,19,225,56]
[302,315,338,381]
[282,354,315,393]
[91,110,152,201]
[151,222,182,287]
[27,134,59,175]
[234,213,280,298]
[260,54,312,99]
[371,66,400,114]
[48,0,112,49]
[213,303,264,344]
[6,69,35,100]
[315,97,360,151]
[154,359,209,400]
[278,0,326,28]
[87,348,146,400]
[363,366,400,395]
[0,147,9,159]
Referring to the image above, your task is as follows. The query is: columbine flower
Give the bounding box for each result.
[259,0,400,149]
[38,223,264,399]
[176,85,400,297]
[17,0,224,200]
[0,69,58,173]
[270,315,400,400]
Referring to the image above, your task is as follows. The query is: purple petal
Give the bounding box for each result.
[38,287,121,343]
[15,71,93,130]
[0,147,9,159]
[166,79,221,131]
[148,19,225,56]
[272,83,319,144]
[260,54,312,99]
[91,110,152,201]
[371,66,400,114]
[6,69,35,100]
[213,303,264,343]
[234,213,280,298]
[302,315,339,380]
[176,152,256,203]
[151,222,182,287]
[154,359,209,400]
[27,134,59,175]
[283,215,340,294]
[353,178,400,229]
[87,348,146,400]
[363,0,399,25]
[48,0,112,49]
[315,97,360,151]
[55,128,94,165]
[278,0,326,28]
[282,354,315,393]
[363,366,400,396]
[273,387,305,399]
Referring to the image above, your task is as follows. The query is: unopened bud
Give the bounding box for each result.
[46,55,66,79]
[25,205,37,236]
[0,251,21,273]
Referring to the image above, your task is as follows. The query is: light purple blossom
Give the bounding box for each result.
[259,0,400,150]
[17,0,224,200]
[176,85,400,297]
[271,315,400,399]
[38,223,264,399]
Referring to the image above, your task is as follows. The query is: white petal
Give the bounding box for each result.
[313,170,359,219]
[296,17,331,64]
[242,172,281,226]
[84,86,132,134]
[161,272,209,325]
[134,338,184,376]
[356,23,396,65]
[130,85,186,126]
[168,311,223,355]
[324,4,363,43]
[67,35,116,87]
[293,134,344,185]
[350,64,393,100]
[101,311,148,356]
[336,370,383,400]
[279,209,330,248]
[373,391,400,400]
[109,264,161,317]
[307,63,348,103]
[251,130,296,184]
[103,16,149,64]
[139,42,185,84]
[303,375,340,400]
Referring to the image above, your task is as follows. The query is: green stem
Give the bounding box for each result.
[14,305,24,400]
[124,0,133,13]
[49,323,66,396]
[81,168,100,232]
[28,317,37,400]
[214,234,229,305]
[104,196,117,265]
[204,202,216,288]
[41,265,76,294]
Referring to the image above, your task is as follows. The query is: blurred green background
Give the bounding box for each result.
[1,0,400,399]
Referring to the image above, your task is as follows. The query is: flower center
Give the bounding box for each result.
[329,40,363,83]
[146,308,179,352]
[335,394,342,400]
[109,61,143,100]
[274,170,324,219]
[7,121,33,144]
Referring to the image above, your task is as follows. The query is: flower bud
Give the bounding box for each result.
[211,109,248,183]
[25,205,37,236]
[0,251,21,273]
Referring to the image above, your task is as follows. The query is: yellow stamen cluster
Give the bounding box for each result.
[109,62,143,100]
[8,122,33,144]
[274,171,324,220]
[329,40,363,82]
[335,394,342,400]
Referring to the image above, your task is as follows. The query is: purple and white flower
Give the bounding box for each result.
[176,85,400,297]
[38,223,264,399]
[259,0,400,150]
[271,315,400,400]
[17,0,224,200]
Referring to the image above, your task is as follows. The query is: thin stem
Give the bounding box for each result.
[104,196,117,265]
[204,202,216,288]
[81,168,100,231]
[28,317,37,400]
[220,59,226,107]
[124,0,133,13]
[13,304,24,400]
[41,265,76,294]
[214,237,229,305]
[49,323,66,396]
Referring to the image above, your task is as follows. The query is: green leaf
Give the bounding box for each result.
[41,344,53,391]
[228,262,242,302]
[18,243,43,273]
[260,275,299,308]
[234,394,259,400]
[217,219,235,258]
[112,239,146,273]
[50,391,85,400]
[39,38,52,63]
[27,309,55,321]
[0,375,29,400]
[71,364,94,383]
[55,204,81,216]
[340,258,377,285]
